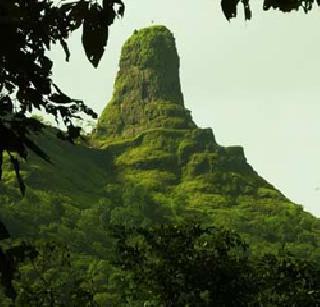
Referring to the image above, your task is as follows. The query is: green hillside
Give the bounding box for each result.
[1,25,320,305]
[92,25,320,258]
[1,24,320,255]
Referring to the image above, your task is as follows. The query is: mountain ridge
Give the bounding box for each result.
[0,25,319,262]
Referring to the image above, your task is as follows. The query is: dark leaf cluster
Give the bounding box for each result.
[0,0,124,193]
[221,0,320,20]
[112,224,254,306]
[0,220,37,300]
[13,241,97,306]
[112,224,320,306]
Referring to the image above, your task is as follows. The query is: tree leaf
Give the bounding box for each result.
[82,3,109,68]
[60,39,70,62]
[221,0,240,21]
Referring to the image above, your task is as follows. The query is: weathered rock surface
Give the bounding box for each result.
[95,26,196,139]
[93,25,285,208]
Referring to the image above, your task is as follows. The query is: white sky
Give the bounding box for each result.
[49,0,320,216]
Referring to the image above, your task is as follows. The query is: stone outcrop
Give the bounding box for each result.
[95,26,196,139]
[2,25,318,260]
[92,25,286,209]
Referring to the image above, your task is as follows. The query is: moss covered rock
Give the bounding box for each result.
[1,25,320,264]
[89,25,320,257]
[95,25,195,139]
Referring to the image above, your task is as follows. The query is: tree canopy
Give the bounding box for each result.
[112,224,320,306]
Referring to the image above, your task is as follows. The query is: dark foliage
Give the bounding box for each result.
[221,0,320,20]
[0,221,38,300]
[221,0,252,21]
[112,224,255,306]
[112,224,320,306]
[0,242,38,300]
[0,0,124,193]
[256,252,320,305]
[13,242,98,306]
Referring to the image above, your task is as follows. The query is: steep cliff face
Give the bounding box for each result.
[95,26,195,139]
[93,25,285,207]
[91,26,317,253]
[85,26,320,257]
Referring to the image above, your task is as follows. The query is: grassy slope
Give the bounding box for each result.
[0,127,111,239]
[94,126,320,258]
[1,124,320,260]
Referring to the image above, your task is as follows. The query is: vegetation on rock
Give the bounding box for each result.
[95,26,195,139]
[1,25,320,304]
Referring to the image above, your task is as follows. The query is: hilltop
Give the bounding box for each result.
[0,25,319,261]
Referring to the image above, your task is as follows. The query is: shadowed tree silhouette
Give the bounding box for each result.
[112,224,320,306]
[221,0,319,20]
[0,220,38,300]
[0,0,124,194]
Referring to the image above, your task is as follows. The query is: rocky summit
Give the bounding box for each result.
[95,26,195,139]
[1,25,320,260]
[93,25,286,209]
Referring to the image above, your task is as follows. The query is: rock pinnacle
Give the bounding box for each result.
[96,25,196,138]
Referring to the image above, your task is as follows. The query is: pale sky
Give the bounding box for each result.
[49,0,320,216]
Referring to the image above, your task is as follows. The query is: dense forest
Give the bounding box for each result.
[0,24,320,305]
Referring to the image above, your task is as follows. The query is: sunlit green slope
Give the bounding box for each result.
[92,25,320,257]
[1,25,320,260]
